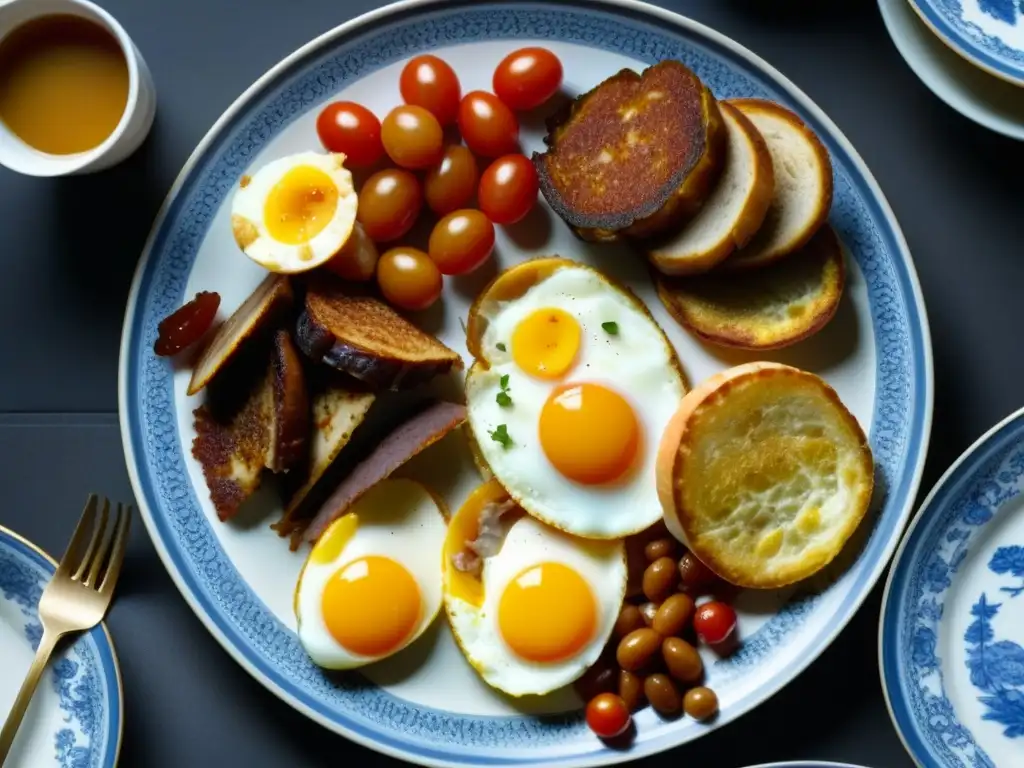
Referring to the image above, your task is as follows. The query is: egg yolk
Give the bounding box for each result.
[511,308,581,379]
[264,165,339,245]
[498,562,597,663]
[539,382,640,485]
[321,555,421,657]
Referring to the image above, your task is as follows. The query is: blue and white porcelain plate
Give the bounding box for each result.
[0,526,122,768]
[909,0,1024,85]
[118,0,933,765]
[882,407,1024,768]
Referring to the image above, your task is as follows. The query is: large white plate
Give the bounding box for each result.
[118,1,934,764]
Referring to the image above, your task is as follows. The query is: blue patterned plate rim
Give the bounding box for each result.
[879,405,1024,768]
[117,0,934,765]
[740,763,873,768]
[908,0,1024,86]
[0,524,123,768]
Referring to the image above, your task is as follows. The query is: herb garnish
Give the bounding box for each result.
[490,424,512,448]
[602,321,619,335]
[496,374,512,407]
[496,342,507,352]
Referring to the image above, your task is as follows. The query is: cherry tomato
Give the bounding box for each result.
[399,54,461,126]
[324,223,378,282]
[457,91,519,158]
[154,291,220,357]
[357,169,423,242]
[478,154,538,225]
[693,601,737,646]
[493,47,563,111]
[381,105,444,170]
[377,247,443,311]
[315,102,383,167]
[585,693,631,739]
[428,209,495,276]
[424,145,479,215]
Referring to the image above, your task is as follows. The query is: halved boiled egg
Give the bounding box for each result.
[231,150,357,273]
[295,478,447,670]
[443,480,627,696]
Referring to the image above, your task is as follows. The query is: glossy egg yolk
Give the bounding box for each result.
[539,382,640,484]
[264,165,339,245]
[498,562,597,662]
[321,555,421,657]
[511,308,581,379]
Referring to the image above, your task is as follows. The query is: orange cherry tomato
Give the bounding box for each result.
[377,247,443,311]
[424,145,479,215]
[457,91,519,158]
[357,169,423,242]
[478,154,538,225]
[493,47,563,111]
[585,693,631,739]
[399,54,461,126]
[315,102,383,167]
[428,209,495,276]
[381,105,444,170]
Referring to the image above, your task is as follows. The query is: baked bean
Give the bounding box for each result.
[617,669,645,712]
[643,538,677,562]
[574,654,617,701]
[652,593,694,637]
[643,673,681,716]
[662,637,703,684]
[614,604,645,640]
[616,628,661,672]
[683,686,719,721]
[643,557,678,602]
[639,602,658,627]
[678,551,716,591]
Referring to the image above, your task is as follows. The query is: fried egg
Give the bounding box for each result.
[443,480,627,697]
[231,150,357,274]
[295,478,446,670]
[465,260,687,539]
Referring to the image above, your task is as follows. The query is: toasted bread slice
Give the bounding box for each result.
[534,60,726,242]
[188,274,294,395]
[656,362,873,588]
[295,278,463,390]
[648,102,774,275]
[722,99,833,271]
[267,330,309,473]
[654,224,845,350]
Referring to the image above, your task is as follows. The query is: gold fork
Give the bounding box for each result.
[0,495,131,764]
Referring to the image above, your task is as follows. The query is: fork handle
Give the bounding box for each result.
[0,628,62,765]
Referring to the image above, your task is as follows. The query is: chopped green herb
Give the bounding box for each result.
[499,374,510,389]
[496,342,507,352]
[602,321,619,335]
[496,392,512,407]
[490,424,512,448]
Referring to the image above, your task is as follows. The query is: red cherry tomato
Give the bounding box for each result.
[585,693,631,739]
[478,154,538,225]
[457,91,519,158]
[493,47,563,111]
[315,102,383,167]
[693,601,737,646]
[428,209,495,275]
[399,54,461,126]
[154,291,220,357]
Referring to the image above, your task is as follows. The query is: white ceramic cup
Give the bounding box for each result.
[0,0,157,177]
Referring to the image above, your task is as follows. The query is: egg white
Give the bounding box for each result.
[445,514,627,697]
[295,478,447,670]
[231,150,357,274]
[466,264,686,539]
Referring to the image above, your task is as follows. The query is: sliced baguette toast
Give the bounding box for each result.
[722,99,833,271]
[648,102,774,275]
[534,60,726,242]
[656,362,873,589]
[654,224,845,350]
[295,278,463,390]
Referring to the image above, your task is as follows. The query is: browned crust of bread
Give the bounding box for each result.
[721,99,834,271]
[296,278,462,390]
[654,224,845,350]
[267,330,309,473]
[534,60,726,242]
[648,102,775,276]
[655,362,873,588]
[187,274,294,396]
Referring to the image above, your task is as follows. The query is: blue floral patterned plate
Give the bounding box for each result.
[881,406,1024,767]
[0,525,122,768]
[909,0,1024,85]
[118,0,933,765]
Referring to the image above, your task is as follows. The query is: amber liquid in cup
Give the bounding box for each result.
[0,14,129,155]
